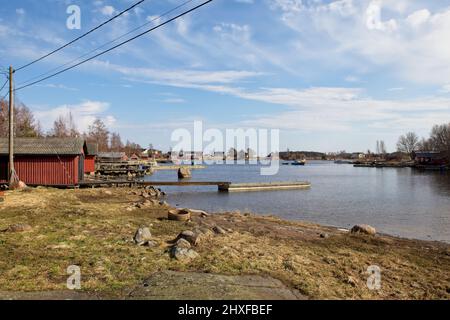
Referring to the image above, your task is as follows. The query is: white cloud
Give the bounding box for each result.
[270,0,450,86]
[33,101,115,133]
[100,5,116,16]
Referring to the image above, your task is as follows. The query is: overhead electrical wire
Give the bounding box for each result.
[15,0,147,72]
[15,0,213,92]
[0,79,7,93]
[17,0,195,87]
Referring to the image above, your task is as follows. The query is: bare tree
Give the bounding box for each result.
[430,123,450,160]
[397,132,419,156]
[0,99,42,137]
[50,112,79,138]
[86,119,110,152]
[376,140,387,156]
[417,137,434,151]
[123,140,142,156]
[110,132,123,152]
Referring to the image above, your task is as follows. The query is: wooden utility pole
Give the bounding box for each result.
[8,66,15,186]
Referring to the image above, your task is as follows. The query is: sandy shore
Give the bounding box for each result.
[0,187,449,300]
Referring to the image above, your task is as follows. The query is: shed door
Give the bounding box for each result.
[78,155,85,182]
[0,157,7,182]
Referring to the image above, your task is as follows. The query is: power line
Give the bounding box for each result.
[15,0,147,72]
[17,0,195,87]
[15,0,213,92]
[0,79,7,93]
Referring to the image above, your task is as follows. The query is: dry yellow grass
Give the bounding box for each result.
[0,187,449,299]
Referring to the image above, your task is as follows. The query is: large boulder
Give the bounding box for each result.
[170,247,199,261]
[177,230,202,246]
[178,167,192,179]
[10,181,27,190]
[351,224,376,236]
[175,238,192,249]
[133,227,153,246]
[6,224,32,233]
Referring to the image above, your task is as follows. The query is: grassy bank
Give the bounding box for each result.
[0,187,449,299]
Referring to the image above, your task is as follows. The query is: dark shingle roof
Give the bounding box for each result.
[0,138,85,155]
[86,143,98,156]
[415,151,444,159]
[97,152,126,158]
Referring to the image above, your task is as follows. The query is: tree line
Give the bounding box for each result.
[0,98,143,154]
[397,122,450,160]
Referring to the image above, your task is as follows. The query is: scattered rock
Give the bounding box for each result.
[178,167,192,179]
[190,209,209,218]
[150,199,160,206]
[145,240,158,248]
[177,230,202,246]
[10,181,27,190]
[320,233,329,239]
[133,227,153,246]
[168,209,191,222]
[197,227,214,237]
[213,226,227,235]
[170,247,199,261]
[175,238,192,249]
[103,190,113,196]
[351,224,376,236]
[5,224,33,233]
[345,276,358,287]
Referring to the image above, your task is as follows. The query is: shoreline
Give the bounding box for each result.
[0,187,449,300]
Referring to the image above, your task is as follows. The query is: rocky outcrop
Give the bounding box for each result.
[133,227,153,246]
[351,224,376,235]
[178,167,192,179]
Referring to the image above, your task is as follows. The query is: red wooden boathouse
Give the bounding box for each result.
[0,137,87,186]
[85,143,98,174]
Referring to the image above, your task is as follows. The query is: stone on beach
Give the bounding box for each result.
[175,238,192,249]
[170,246,199,261]
[177,230,202,246]
[178,167,192,179]
[133,227,153,246]
[351,224,376,235]
[4,223,33,233]
[213,226,227,235]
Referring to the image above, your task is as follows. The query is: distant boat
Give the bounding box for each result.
[334,160,353,164]
[292,160,306,166]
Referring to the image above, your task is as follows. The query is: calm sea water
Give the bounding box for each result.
[146,161,450,242]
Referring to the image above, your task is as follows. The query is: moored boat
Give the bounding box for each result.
[292,160,306,166]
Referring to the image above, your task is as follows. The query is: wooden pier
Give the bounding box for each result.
[72,180,311,192]
[218,181,311,192]
[152,165,206,171]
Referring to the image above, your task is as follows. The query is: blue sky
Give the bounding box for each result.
[1,0,450,152]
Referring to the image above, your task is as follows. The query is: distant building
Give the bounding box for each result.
[129,153,140,161]
[414,151,447,166]
[0,137,88,186]
[97,152,128,163]
[142,148,162,159]
[85,143,98,174]
[351,152,366,160]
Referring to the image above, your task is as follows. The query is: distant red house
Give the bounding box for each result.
[414,151,447,166]
[129,153,140,161]
[0,138,87,186]
[97,152,128,163]
[85,143,98,174]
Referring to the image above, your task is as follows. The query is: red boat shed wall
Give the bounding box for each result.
[0,138,87,186]
[84,143,98,174]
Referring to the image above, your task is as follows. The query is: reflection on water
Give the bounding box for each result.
[147,161,450,242]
